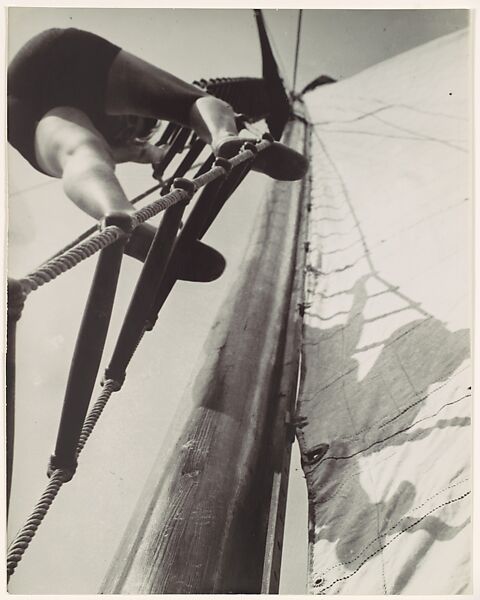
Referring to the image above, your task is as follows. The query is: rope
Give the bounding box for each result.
[7,379,120,579]
[18,225,124,295]
[6,470,69,578]
[42,183,163,265]
[131,188,189,227]
[75,380,120,456]
[41,160,204,268]
[7,137,271,581]
[16,140,268,300]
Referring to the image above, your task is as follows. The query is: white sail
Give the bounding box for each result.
[298,29,471,594]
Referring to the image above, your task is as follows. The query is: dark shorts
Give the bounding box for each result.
[8,28,122,173]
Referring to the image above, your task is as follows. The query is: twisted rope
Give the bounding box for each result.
[75,380,120,455]
[132,188,189,226]
[17,140,267,300]
[7,470,69,578]
[7,136,271,581]
[7,379,120,579]
[18,225,124,295]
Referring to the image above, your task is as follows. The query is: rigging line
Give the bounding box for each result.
[37,182,162,267]
[262,13,291,90]
[292,9,303,97]
[7,136,274,579]
[37,158,205,268]
[9,178,58,197]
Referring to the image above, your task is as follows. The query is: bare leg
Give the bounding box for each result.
[106,50,237,148]
[32,106,223,277]
[105,51,308,180]
[35,106,135,220]
[34,106,157,257]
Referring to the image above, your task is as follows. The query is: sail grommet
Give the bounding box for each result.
[303,443,330,466]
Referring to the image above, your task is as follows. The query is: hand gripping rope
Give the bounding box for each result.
[6,133,274,581]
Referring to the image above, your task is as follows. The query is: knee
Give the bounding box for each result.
[55,117,114,168]
[66,135,114,167]
[59,135,116,180]
[61,138,116,187]
[35,107,114,176]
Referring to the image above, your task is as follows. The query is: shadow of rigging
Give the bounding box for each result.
[297,274,470,592]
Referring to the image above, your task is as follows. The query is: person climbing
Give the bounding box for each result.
[8,27,308,281]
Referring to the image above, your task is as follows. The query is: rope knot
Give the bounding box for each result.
[100,212,135,236]
[173,177,197,198]
[103,378,122,393]
[241,141,258,155]
[213,157,233,174]
[47,455,77,482]
[8,278,27,322]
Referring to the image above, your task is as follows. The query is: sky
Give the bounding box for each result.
[7,8,469,97]
[5,6,471,595]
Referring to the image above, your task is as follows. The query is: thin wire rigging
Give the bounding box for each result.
[262,14,292,91]
[292,9,303,97]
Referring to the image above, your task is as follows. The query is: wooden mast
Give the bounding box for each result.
[101,116,308,594]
